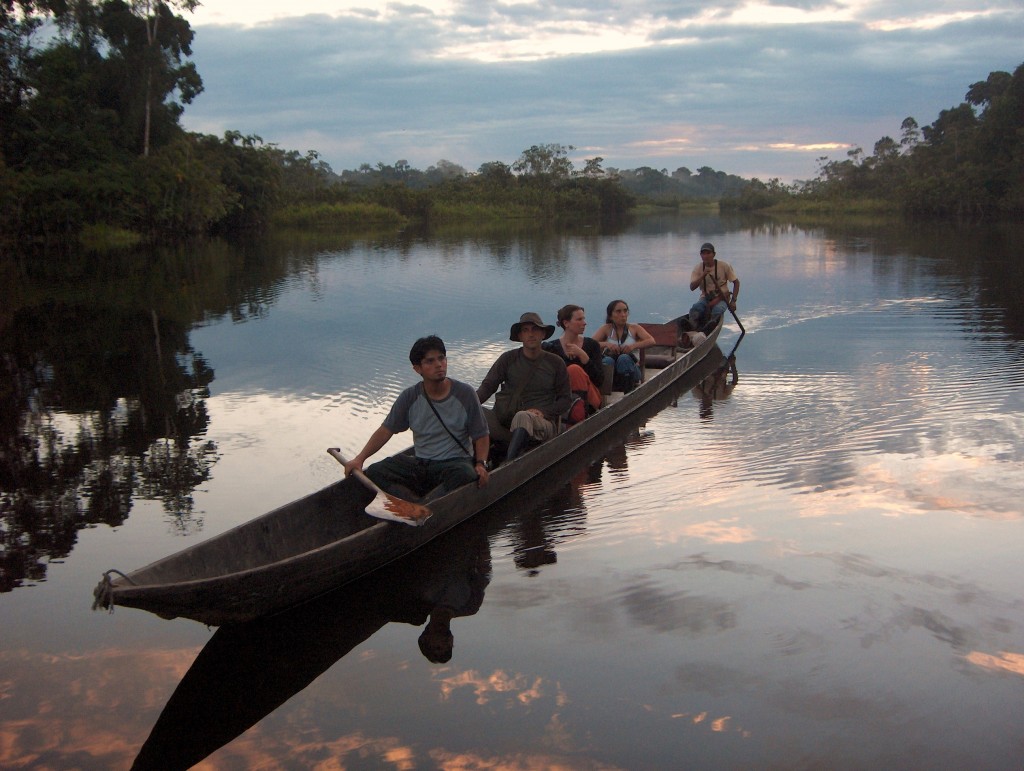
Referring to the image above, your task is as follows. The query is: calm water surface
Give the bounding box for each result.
[2,214,1023,769]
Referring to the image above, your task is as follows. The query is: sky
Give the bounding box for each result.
[179,0,1024,182]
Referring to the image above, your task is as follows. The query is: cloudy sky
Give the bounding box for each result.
[180,1,1023,182]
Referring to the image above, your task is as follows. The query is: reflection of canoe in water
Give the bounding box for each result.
[131,514,495,771]
[94,316,724,626]
[132,356,725,770]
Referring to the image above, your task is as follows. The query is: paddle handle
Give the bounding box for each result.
[729,306,746,336]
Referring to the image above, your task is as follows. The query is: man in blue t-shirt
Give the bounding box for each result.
[344,335,490,500]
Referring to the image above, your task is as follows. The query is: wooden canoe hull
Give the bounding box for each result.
[96,316,724,625]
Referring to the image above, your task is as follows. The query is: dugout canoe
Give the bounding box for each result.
[132,348,731,769]
[92,314,724,625]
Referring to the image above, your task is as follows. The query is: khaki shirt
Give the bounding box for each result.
[691,258,738,299]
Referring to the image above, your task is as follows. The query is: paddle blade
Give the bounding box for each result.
[370,494,433,526]
[327,447,432,527]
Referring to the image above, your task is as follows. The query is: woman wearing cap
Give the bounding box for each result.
[543,304,604,421]
[592,299,656,393]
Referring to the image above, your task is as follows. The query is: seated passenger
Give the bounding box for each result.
[592,300,655,393]
[343,335,490,500]
[477,312,572,462]
[542,304,604,422]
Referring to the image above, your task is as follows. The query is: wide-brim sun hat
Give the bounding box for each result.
[509,312,556,341]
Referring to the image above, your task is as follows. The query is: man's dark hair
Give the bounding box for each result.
[409,335,446,365]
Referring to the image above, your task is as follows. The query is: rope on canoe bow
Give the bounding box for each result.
[91,569,136,613]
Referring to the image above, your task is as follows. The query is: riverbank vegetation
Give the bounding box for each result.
[2,2,1021,249]
[0,2,648,247]
[725,62,1024,219]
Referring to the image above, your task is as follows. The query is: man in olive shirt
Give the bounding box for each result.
[477,312,572,461]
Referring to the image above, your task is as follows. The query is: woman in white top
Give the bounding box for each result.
[592,299,655,393]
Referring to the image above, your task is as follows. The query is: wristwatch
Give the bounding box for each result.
[475,458,491,471]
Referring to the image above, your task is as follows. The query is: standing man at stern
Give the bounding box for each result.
[344,336,490,500]
[688,242,740,333]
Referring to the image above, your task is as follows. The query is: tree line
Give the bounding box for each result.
[333,156,747,201]
[3,3,1020,248]
[728,62,1024,218]
[0,1,752,247]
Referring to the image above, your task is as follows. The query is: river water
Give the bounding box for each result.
[2,213,1023,769]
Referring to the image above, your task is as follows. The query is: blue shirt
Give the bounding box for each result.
[382,379,489,460]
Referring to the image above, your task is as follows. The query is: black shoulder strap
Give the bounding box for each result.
[422,384,471,456]
[702,259,719,295]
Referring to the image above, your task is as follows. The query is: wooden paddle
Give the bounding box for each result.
[729,305,746,336]
[326,448,432,526]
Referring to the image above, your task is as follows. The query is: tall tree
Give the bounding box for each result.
[899,117,920,150]
[965,70,1013,112]
[513,143,575,179]
[1,2,41,122]
[581,156,604,177]
[100,0,200,156]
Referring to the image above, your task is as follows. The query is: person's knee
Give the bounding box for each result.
[364,462,388,488]
[566,363,590,392]
[442,462,478,490]
[509,411,532,432]
[510,411,552,441]
[535,421,556,441]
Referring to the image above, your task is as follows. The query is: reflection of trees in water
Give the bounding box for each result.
[792,218,1024,339]
[0,303,215,592]
[387,219,637,281]
[0,236,377,594]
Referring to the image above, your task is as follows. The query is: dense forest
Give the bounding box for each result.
[2,1,1021,247]
[730,62,1024,217]
[0,2,635,245]
[333,158,749,202]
